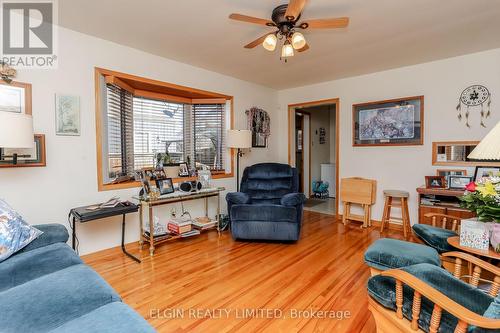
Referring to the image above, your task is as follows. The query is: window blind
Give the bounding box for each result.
[106,84,134,178]
[192,103,225,171]
[133,97,185,169]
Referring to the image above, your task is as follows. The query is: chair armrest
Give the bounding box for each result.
[281,193,306,207]
[17,224,69,254]
[442,251,500,278]
[381,269,500,329]
[226,192,251,205]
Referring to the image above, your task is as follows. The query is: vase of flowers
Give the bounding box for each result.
[460,176,500,251]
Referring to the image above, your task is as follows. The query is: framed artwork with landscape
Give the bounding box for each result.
[352,96,424,146]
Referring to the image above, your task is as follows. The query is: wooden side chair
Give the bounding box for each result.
[368,251,500,332]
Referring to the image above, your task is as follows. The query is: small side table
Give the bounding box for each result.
[69,203,140,263]
[447,236,500,261]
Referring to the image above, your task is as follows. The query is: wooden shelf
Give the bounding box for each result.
[416,186,475,224]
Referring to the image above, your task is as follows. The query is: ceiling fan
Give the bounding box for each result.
[229,0,349,62]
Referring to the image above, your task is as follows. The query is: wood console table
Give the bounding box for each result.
[136,187,224,256]
[416,187,475,225]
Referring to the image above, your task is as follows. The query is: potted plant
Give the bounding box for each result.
[460,176,500,251]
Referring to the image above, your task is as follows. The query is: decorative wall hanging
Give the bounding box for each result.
[352,96,424,146]
[55,94,80,136]
[0,61,16,84]
[319,127,326,144]
[246,106,270,148]
[456,85,491,128]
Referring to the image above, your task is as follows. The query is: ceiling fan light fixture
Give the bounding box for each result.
[262,33,277,51]
[281,41,294,58]
[291,32,306,49]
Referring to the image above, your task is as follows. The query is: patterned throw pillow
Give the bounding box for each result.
[0,199,42,262]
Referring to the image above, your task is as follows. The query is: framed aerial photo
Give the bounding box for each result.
[352,96,424,146]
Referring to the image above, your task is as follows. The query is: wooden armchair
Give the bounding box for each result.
[368,251,500,333]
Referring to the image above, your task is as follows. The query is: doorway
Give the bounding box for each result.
[288,99,339,217]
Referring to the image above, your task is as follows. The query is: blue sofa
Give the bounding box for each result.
[226,163,306,242]
[0,224,155,333]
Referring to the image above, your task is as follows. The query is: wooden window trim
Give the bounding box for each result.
[95,67,235,192]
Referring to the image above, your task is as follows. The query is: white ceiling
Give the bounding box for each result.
[59,0,500,89]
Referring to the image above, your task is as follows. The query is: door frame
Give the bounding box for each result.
[288,98,340,219]
[294,110,312,196]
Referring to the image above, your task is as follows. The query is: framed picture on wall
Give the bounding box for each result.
[0,81,31,114]
[352,96,424,146]
[474,166,500,182]
[55,94,80,136]
[0,134,46,167]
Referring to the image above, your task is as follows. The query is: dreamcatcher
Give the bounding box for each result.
[456,85,491,128]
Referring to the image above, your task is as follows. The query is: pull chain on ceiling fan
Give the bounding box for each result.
[229,0,349,62]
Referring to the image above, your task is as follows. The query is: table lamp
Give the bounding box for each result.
[0,112,34,164]
[227,129,251,191]
[468,121,500,160]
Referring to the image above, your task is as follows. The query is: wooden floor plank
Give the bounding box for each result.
[82,211,404,332]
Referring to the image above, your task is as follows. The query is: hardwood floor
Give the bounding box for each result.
[82,211,405,332]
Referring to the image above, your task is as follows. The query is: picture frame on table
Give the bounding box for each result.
[448,175,473,190]
[155,178,174,195]
[352,96,424,146]
[474,166,500,182]
[153,169,166,180]
[436,169,467,187]
[425,176,446,189]
[178,162,190,177]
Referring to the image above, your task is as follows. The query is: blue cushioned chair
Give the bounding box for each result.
[226,163,306,242]
[412,213,462,253]
[364,238,500,332]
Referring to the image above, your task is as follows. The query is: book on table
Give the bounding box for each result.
[191,216,217,230]
[167,217,192,235]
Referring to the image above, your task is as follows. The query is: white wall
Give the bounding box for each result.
[278,48,500,224]
[0,27,278,255]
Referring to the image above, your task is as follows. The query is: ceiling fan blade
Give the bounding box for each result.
[285,0,306,21]
[229,13,274,26]
[302,17,349,29]
[244,33,271,49]
[298,43,309,52]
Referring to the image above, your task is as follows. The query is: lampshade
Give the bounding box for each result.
[281,41,294,58]
[0,112,34,148]
[262,34,277,51]
[468,121,500,160]
[227,129,251,149]
[291,32,306,49]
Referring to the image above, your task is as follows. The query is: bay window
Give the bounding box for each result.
[95,68,233,191]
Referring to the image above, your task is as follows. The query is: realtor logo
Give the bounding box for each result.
[1,0,58,68]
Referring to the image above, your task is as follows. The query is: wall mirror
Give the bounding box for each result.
[432,141,500,166]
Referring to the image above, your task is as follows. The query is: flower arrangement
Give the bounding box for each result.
[460,176,500,222]
[0,61,16,84]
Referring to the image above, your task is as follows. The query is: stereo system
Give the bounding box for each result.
[179,181,202,192]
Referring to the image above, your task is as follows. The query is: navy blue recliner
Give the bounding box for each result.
[226,163,306,242]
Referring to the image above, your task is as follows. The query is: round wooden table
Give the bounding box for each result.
[447,236,500,260]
